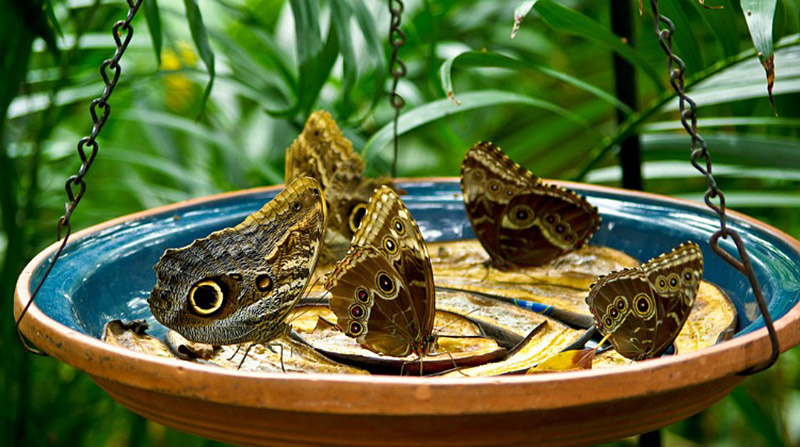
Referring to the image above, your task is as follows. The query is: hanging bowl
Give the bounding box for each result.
[14,179,800,447]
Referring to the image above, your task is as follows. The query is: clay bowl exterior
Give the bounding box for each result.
[15,179,800,447]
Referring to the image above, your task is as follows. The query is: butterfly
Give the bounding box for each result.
[460,141,601,269]
[324,185,436,358]
[286,110,392,262]
[585,242,703,361]
[148,177,327,346]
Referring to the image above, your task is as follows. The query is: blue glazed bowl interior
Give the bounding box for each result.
[29,180,800,342]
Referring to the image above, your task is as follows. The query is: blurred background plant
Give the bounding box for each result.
[2,0,799,445]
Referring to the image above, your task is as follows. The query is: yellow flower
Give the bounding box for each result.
[160,44,199,113]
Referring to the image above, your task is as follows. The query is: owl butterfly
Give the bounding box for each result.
[286,110,392,262]
[149,177,327,346]
[325,186,436,358]
[585,242,703,361]
[460,142,601,269]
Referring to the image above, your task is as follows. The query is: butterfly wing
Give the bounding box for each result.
[642,242,703,356]
[326,186,435,356]
[498,184,601,265]
[285,111,390,260]
[461,141,600,267]
[461,141,539,267]
[327,247,422,357]
[149,177,327,345]
[586,268,660,360]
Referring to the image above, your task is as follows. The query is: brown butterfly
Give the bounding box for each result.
[325,185,436,358]
[585,242,703,360]
[286,110,392,262]
[148,177,327,346]
[460,141,601,269]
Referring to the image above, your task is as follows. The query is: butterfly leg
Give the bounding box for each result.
[267,343,286,373]
[444,350,469,377]
[227,344,243,361]
[237,343,255,370]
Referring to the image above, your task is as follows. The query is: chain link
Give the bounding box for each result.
[16,0,143,355]
[388,0,406,178]
[648,0,779,374]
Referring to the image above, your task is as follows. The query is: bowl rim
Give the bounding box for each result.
[14,178,800,416]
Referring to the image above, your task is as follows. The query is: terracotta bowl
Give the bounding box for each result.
[15,179,800,447]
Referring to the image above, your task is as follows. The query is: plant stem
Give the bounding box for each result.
[610,0,642,190]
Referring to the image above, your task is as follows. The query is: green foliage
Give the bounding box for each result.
[740,0,778,111]
[2,0,800,446]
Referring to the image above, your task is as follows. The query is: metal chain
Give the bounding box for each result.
[388,0,406,178]
[648,0,779,374]
[15,0,143,356]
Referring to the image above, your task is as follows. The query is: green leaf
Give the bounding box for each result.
[329,0,356,118]
[143,0,163,65]
[641,132,800,169]
[658,0,703,74]
[362,90,595,161]
[573,38,800,181]
[8,82,103,119]
[730,387,785,447]
[692,0,740,58]
[533,0,663,87]
[676,191,800,208]
[587,161,800,183]
[43,0,62,39]
[741,0,778,114]
[210,31,295,111]
[290,0,338,117]
[183,0,216,116]
[290,0,322,66]
[351,0,385,112]
[440,50,632,114]
[668,41,800,109]
[10,0,59,58]
[644,116,800,132]
[512,0,537,38]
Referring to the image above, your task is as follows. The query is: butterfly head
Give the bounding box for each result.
[149,177,326,345]
[412,334,438,358]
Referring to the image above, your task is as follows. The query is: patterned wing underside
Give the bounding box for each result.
[585,241,703,361]
[149,177,326,345]
[327,247,421,357]
[461,141,600,267]
[285,111,390,260]
[325,185,435,357]
[461,142,539,265]
[351,186,435,335]
[642,242,703,356]
[586,268,659,360]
